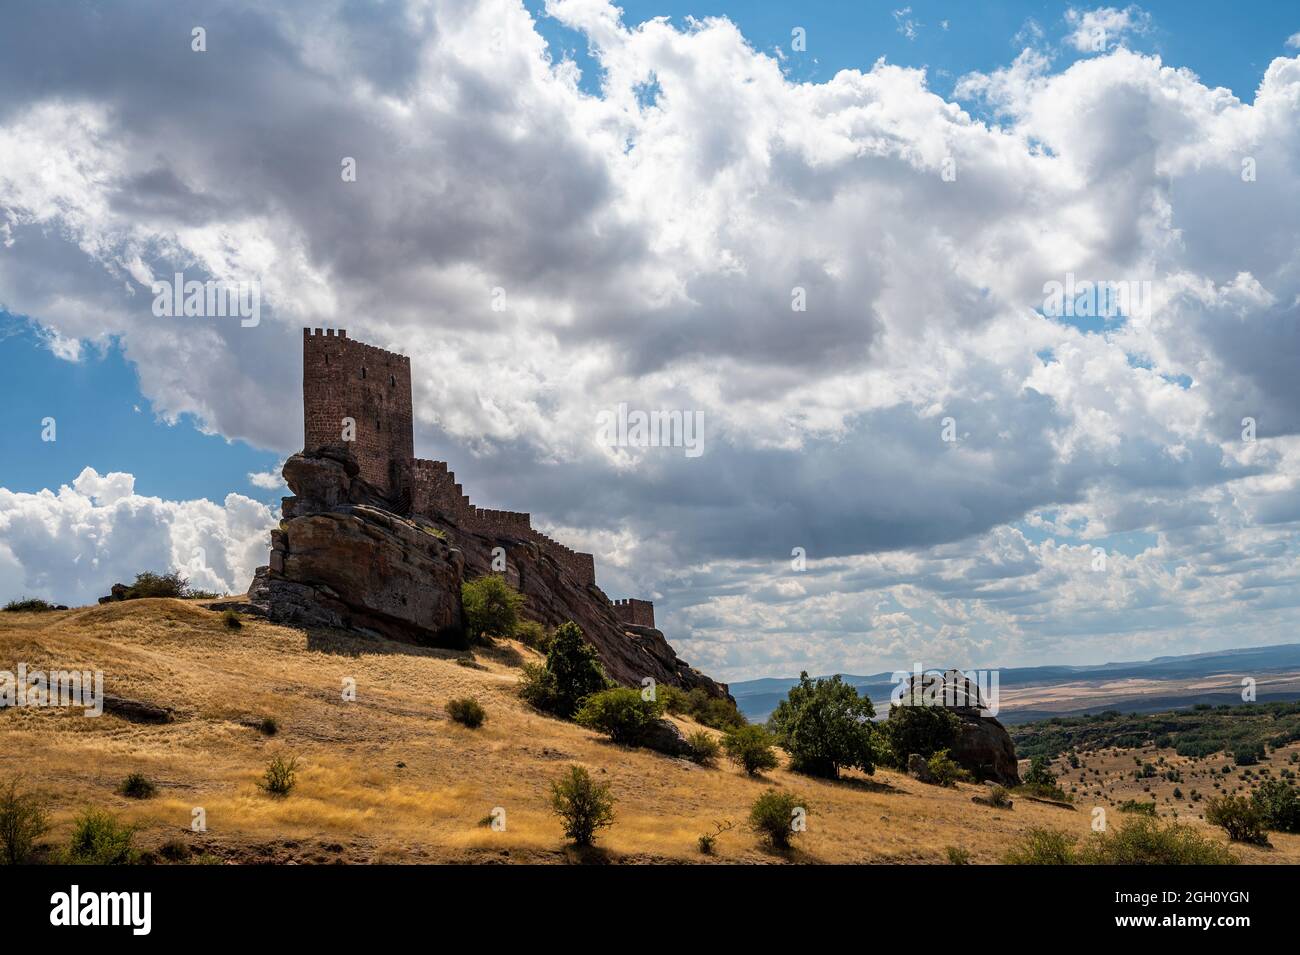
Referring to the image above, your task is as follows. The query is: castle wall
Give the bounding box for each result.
[303,328,413,498]
[300,328,612,597]
[613,598,655,629]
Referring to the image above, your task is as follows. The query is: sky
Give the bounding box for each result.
[1,1,1299,682]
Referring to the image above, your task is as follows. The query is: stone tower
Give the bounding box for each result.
[302,328,413,499]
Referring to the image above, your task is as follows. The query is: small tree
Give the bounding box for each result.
[520,621,609,719]
[723,725,779,775]
[1023,755,1057,788]
[748,789,807,849]
[461,575,524,641]
[1252,779,1300,833]
[1205,794,1269,845]
[0,782,50,865]
[884,701,960,767]
[769,672,880,779]
[549,765,614,846]
[575,688,664,745]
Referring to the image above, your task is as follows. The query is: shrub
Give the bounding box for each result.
[657,684,745,730]
[925,749,969,787]
[0,782,50,865]
[257,717,279,736]
[549,765,614,846]
[222,609,242,629]
[1233,742,1265,767]
[987,784,1012,808]
[461,575,524,641]
[685,730,721,766]
[1118,799,1157,816]
[65,809,138,865]
[722,725,779,776]
[1251,779,1300,833]
[769,672,881,779]
[3,597,59,612]
[518,621,609,719]
[696,819,734,855]
[575,688,664,745]
[124,571,190,599]
[158,839,191,862]
[1079,816,1237,865]
[1003,827,1078,865]
[261,754,299,797]
[748,789,807,849]
[118,773,156,799]
[1205,794,1269,845]
[946,845,971,865]
[447,696,487,728]
[1023,755,1056,788]
[885,702,961,767]
[516,619,552,652]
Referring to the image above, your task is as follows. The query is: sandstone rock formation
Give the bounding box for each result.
[233,448,729,700]
[901,671,1020,786]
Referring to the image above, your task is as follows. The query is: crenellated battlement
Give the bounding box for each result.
[301,327,639,600]
[613,598,655,629]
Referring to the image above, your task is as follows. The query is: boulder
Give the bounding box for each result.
[640,718,694,759]
[950,713,1020,786]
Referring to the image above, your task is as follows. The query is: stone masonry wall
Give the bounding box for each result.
[613,598,655,628]
[303,328,622,599]
[303,328,413,498]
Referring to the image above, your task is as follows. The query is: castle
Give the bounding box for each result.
[302,328,653,629]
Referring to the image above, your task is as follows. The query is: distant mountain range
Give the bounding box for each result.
[729,643,1300,724]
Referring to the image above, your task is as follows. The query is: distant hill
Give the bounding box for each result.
[729,644,1300,723]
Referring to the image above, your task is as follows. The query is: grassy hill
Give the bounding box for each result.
[3,600,1298,864]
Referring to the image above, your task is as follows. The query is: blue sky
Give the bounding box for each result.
[2,1,1299,680]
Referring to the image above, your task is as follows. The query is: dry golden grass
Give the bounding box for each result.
[3,599,1297,864]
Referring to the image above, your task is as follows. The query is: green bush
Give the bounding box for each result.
[748,789,807,849]
[1251,779,1300,833]
[1023,755,1056,788]
[987,784,1012,808]
[549,765,614,846]
[1078,816,1237,864]
[518,621,609,719]
[118,773,156,799]
[3,597,60,612]
[0,782,50,864]
[447,697,487,728]
[1003,827,1078,864]
[946,845,972,865]
[884,702,960,767]
[222,609,242,629]
[461,575,525,641]
[123,571,190,599]
[657,684,745,730]
[722,725,779,776]
[769,672,881,779]
[685,730,721,766]
[925,749,969,787]
[575,687,664,745]
[516,619,552,652]
[1118,799,1157,816]
[1205,794,1269,845]
[65,809,138,865]
[257,717,279,736]
[261,754,299,797]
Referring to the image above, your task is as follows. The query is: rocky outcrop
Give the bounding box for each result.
[900,671,1020,786]
[950,713,1020,786]
[234,448,730,701]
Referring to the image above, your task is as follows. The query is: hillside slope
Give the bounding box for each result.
[3,601,1297,864]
